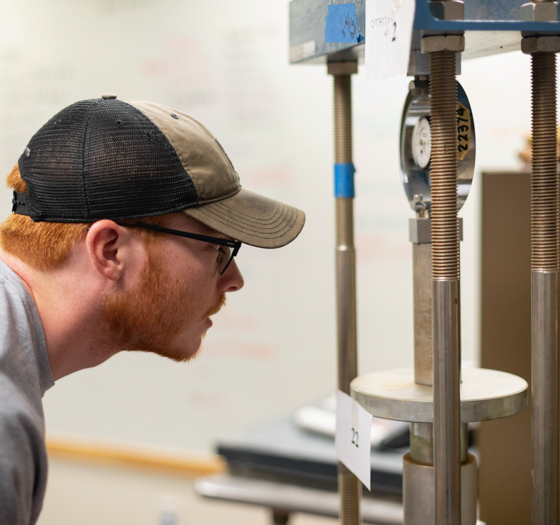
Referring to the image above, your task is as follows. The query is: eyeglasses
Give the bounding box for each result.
[119,222,241,275]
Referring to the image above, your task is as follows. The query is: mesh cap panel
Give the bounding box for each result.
[18,99,198,222]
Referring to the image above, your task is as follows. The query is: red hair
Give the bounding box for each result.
[0,165,170,270]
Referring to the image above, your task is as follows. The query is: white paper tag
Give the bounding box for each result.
[335,389,373,490]
[365,0,416,81]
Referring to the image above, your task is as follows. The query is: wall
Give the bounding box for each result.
[0,0,535,457]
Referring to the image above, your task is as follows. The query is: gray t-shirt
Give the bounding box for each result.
[0,257,54,524]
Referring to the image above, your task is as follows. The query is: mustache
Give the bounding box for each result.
[204,294,227,318]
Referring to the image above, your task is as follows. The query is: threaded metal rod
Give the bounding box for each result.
[431,52,459,281]
[332,63,361,525]
[338,464,361,525]
[334,74,353,164]
[430,50,461,525]
[530,50,559,525]
[531,53,558,273]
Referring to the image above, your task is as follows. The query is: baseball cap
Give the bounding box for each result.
[11,95,305,249]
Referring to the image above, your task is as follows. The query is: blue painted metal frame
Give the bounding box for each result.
[289,0,560,64]
[415,0,560,31]
[290,0,366,60]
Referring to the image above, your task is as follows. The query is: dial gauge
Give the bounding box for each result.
[399,80,475,214]
[411,117,431,169]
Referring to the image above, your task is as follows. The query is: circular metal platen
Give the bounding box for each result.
[400,80,476,214]
[351,368,528,423]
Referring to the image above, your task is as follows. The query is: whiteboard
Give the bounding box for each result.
[0,0,531,453]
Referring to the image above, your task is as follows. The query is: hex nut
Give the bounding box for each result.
[327,62,358,76]
[421,35,465,54]
[520,2,558,22]
[429,0,464,21]
[521,35,560,54]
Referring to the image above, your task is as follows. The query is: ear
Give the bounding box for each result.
[86,220,136,281]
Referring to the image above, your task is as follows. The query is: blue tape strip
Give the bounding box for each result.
[334,163,355,198]
[324,4,360,43]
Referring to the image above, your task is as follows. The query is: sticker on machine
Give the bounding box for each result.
[365,0,416,81]
[457,102,472,160]
[335,389,373,490]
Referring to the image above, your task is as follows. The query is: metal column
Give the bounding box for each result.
[329,60,360,525]
[421,31,465,523]
[521,11,560,523]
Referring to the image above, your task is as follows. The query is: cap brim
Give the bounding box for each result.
[183,188,305,248]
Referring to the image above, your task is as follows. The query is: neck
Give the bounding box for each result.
[0,249,119,380]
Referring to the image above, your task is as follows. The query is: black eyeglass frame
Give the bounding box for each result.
[117,222,241,275]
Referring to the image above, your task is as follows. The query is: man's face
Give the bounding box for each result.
[103,214,244,361]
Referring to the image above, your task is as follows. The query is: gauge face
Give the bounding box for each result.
[411,117,431,169]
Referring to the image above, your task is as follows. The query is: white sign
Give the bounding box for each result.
[335,389,373,490]
[365,0,416,81]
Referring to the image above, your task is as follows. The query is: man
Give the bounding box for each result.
[0,95,305,524]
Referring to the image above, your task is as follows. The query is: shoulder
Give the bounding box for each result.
[0,256,54,397]
[0,257,33,330]
[0,373,48,525]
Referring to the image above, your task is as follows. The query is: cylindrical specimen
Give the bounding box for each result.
[403,453,477,525]
[410,422,434,465]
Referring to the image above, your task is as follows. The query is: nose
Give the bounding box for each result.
[219,258,244,293]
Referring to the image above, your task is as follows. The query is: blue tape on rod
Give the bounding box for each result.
[334,163,355,198]
[324,4,361,43]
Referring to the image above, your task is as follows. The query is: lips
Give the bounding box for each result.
[203,294,226,319]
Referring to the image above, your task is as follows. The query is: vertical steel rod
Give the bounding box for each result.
[530,49,559,525]
[330,61,361,525]
[430,50,461,524]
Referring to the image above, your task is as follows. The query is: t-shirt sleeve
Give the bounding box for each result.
[0,375,48,525]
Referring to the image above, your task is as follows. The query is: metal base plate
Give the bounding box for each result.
[351,368,528,423]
